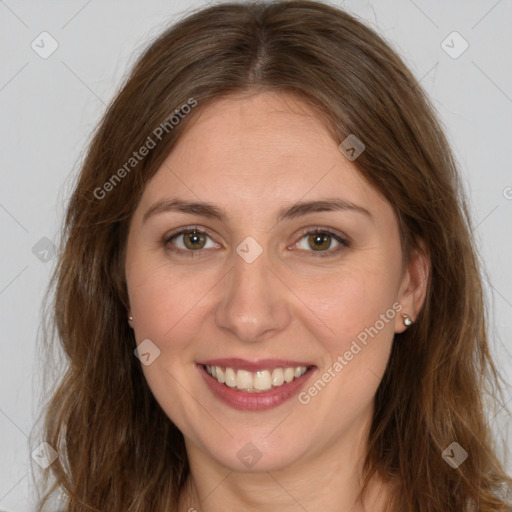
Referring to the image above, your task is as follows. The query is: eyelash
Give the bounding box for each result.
[162,225,351,258]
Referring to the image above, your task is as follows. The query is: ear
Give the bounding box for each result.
[394,243,430,333]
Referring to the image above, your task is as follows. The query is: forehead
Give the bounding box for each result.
[136,91,391,224]
[170,91,336,171]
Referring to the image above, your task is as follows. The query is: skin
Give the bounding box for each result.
[124,91,429,511]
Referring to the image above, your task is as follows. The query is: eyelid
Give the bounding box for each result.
[163,225,217,244]
[291,226,351,256]
[162,224,351,257]
[163,225,220,256]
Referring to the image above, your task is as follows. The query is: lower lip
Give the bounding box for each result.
[197,364,316,411]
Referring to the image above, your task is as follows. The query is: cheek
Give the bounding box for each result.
[126,254,199,344]
[126,257,206,422]
[299,256,401,349]
[128,264,172,330]
[126,251,225,367]
[298,264,401,410]
[295,264,401,424]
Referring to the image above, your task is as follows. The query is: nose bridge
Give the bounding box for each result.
[214,239,290,343]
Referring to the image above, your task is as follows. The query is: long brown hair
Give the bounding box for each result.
[33,1,512,510]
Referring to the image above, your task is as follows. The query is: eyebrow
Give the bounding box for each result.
[142,197,373,224]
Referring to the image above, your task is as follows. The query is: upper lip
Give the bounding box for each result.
[198,358,315,372]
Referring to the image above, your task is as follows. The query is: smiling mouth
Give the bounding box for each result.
[202,364,314,393]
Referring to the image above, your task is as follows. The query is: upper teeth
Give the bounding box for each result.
[205,365,309,393]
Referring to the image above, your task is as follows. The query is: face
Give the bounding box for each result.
[124,91,425,473]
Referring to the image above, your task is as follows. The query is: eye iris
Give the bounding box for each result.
[177,231,335,252]
[308,233,330,251]
[184,230,206,250]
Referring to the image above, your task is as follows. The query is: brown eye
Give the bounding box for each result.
[307,232,332,251]
[182,230,207,250]
[164,227,219,257]
[295,228,350,257]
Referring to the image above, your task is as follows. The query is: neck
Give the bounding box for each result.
[177,407,395,512]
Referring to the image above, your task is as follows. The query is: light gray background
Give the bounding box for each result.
[1,1,511,510]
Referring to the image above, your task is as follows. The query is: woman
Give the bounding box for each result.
[34,1,511,511]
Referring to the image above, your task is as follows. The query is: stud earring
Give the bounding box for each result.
[128,314,133,322]
[402,313,412,327]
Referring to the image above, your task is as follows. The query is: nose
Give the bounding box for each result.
[214,244,292,344]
